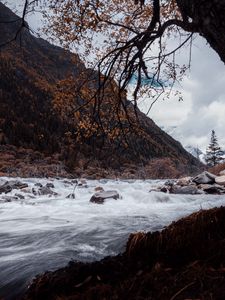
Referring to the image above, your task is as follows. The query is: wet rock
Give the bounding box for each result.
[94,186,104,192]
[78,179,86,185]
[170,185,200,195]
[219,169,225,176]
[203,185,225,194]
[71,179,78,184]
[63,180,73,185]
[90,190,120,204]
[34,183,43,187]
[193,171,216,184]
[21,188,32,193]
[0,184,12,194]
[0,180,28,194]
[1,195,19,202]
[215,176,225,186]
[78,179,88,188]
[15,193,25,199]
[33,186,57,196]
[66,193,75,199]
[176,177,192,186]
[164,179,176,187]
[10,181,28,189]
[46,183,55,188]
[160,187,168,193]
[198,184,212,190]
[99,179,108,184]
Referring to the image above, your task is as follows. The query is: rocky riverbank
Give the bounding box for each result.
[23,206,225,300]
[150,170,225,195]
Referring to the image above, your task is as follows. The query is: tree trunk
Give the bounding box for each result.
[176,0,225,64]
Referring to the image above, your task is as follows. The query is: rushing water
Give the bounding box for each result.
[0,177,225,299]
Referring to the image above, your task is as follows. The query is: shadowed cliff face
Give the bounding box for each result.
[0,3,201,175]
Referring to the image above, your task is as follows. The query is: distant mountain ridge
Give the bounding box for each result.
[0,3,201,177]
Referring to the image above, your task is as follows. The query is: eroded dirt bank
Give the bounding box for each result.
[23,206,225,300]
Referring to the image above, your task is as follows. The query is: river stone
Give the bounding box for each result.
[215,176,225,186]
[176,176,192,186]
[164,179,176,186]
[193,171,216,184]
[1,195,19,202]
[15,193,25,199]
[160,186,168,193]
[78,179,87,186]
[0,180,28,194]
[33,186,57,196]
[46,183,55,188]
[0,184,12,194]
[170,185,199,195]
[95,186,104,192]
[78,179,88,188]
[8,181,28,189]
[219,170,225,176]
[90,190,120,204]
[204,185,225,194]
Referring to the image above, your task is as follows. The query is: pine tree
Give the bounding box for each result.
[205,130,224,167]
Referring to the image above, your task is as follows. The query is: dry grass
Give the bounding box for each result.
[23,206,225,300]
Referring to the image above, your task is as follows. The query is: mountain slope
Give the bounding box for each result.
[0,3,201,177]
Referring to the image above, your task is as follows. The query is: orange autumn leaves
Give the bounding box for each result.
[52,73,142,147]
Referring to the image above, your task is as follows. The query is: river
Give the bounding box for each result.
[0,177,225,299]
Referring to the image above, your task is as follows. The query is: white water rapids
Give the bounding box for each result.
[0,177,225,299]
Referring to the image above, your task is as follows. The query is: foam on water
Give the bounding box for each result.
[0,177,225,299]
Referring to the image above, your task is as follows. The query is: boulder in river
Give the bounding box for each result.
[193,171,216,184]
[94,186,104,192]
[0,183,12,194]
[219,169,225,176]
[1,195,20,202]
[15,193,25,199]
[90,190,120,204]
[46,183,55,188]
[160,186,168,193]
[33,186,58,196]
[176,176,192,186]
[215,176,225,186]
[170,185,200,195]
[203,185,225,194]
[0,180,28,194]
[78,179,88,188]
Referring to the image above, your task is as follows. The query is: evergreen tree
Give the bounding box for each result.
[205,130,224,167]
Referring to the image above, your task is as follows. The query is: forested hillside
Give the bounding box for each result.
[0,3,201,178]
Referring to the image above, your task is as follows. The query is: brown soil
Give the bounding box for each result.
[23,206,225,300]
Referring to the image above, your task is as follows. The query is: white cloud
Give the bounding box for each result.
[143,36,225,151]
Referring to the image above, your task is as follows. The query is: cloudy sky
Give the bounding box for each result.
[4,0,225,152]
